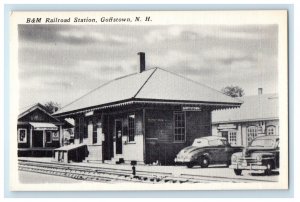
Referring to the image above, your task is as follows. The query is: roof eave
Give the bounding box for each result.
[53,98,241,118]
[212,117,280,125]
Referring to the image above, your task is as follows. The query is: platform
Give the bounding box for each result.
[18,148,56,157]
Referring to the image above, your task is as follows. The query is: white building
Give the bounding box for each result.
[212,89,279,146]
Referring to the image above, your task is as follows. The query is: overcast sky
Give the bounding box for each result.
[18,24,278,109]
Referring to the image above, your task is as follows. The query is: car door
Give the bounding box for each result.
[217,145,229,163]
[208,139,229,163]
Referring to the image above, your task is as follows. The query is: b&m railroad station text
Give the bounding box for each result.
[26,16,151,23]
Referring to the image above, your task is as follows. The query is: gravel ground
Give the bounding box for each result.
[18,171,82,184]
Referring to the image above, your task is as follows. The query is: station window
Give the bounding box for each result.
[128,114,135,142]
[228,131,237,145]
[174,112,186,142]
[92,122,97,144]
[267,126,276,136]
[247,126,257,145]
[46,131,52,143]
[18,128,27,143]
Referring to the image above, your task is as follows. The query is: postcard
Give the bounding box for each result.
[9,10,288,191]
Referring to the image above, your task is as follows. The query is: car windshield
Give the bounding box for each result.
[251,139,275,147]
[192,139,209,147]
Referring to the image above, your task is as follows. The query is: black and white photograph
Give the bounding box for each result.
[9,10,288,191]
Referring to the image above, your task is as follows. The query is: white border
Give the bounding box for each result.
[8,10,289,192]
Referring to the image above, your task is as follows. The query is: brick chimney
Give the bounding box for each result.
[137,52,145,73]
[258,88,263,95]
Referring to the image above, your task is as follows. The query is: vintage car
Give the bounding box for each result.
[174,136,243,168]
[229,135,279,175]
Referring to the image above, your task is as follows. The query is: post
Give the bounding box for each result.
[131,160,137,177]
[142,109,146,164]
[29,127,33,148]
[64,151,68,163]
[42,130,46,148]
[100,114,104,162]
[59,125,63,147]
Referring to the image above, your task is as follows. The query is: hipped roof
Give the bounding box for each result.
[54,68,242,116]
[212,94,278,124]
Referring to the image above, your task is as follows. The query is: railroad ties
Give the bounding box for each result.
[18,160,275,183]
[19,160,174,183]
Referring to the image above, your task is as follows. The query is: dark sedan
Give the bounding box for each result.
[230,135,279,175]
[174,136,243,168]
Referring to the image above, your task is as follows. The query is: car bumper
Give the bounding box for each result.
[174,158,192,164]
[229,164,267,170]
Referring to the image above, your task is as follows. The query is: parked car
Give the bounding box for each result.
[174,136,243,168]
[229,135,279,176]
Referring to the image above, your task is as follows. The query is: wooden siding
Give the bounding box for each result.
[145,109,212,165]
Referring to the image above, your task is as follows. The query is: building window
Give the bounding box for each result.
[228,131,237,145]
[267,126,276,136]
[46,131,52,143]
[18,128,27,143]
[247,126,258,145]
[128,114,135,142]
[92,122,97,144]
[174,112,186,142]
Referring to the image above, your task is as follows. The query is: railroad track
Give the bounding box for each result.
[18,160,277,183]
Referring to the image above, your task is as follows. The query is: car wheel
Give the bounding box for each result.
[186,162,194,168]
[264,161,274,176]
[200,156,210,168]
[234,169,242,175]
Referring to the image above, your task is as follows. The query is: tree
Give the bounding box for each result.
[221,85,244,98]
[44,101,61,114]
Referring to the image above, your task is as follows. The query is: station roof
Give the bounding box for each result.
[212,93,278,124]
[54,67,242,117]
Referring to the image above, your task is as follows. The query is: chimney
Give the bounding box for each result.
[137,52,145,73]
[258,88,263,95]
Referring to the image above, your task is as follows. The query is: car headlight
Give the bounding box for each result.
[232,155,237,162]
[256,155,262,161]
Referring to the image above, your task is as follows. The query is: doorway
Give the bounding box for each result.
[115,120,123,154]
[33,130,43,147]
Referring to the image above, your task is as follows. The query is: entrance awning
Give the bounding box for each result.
[29,122,58,130]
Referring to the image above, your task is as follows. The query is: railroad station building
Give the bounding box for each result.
[212,89,279,147]
[17,103,65,157]
[53,53,242,165]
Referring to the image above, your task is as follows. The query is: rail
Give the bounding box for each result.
[18,159,277,183]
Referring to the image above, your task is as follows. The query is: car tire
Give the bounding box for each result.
[264,161,274,176]
[186,163,194,168]
[200,156,210,168]
[234,169,242,175]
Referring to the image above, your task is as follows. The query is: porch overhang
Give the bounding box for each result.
[29,122,58,130]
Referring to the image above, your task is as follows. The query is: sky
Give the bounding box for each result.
[18,24,278,109]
